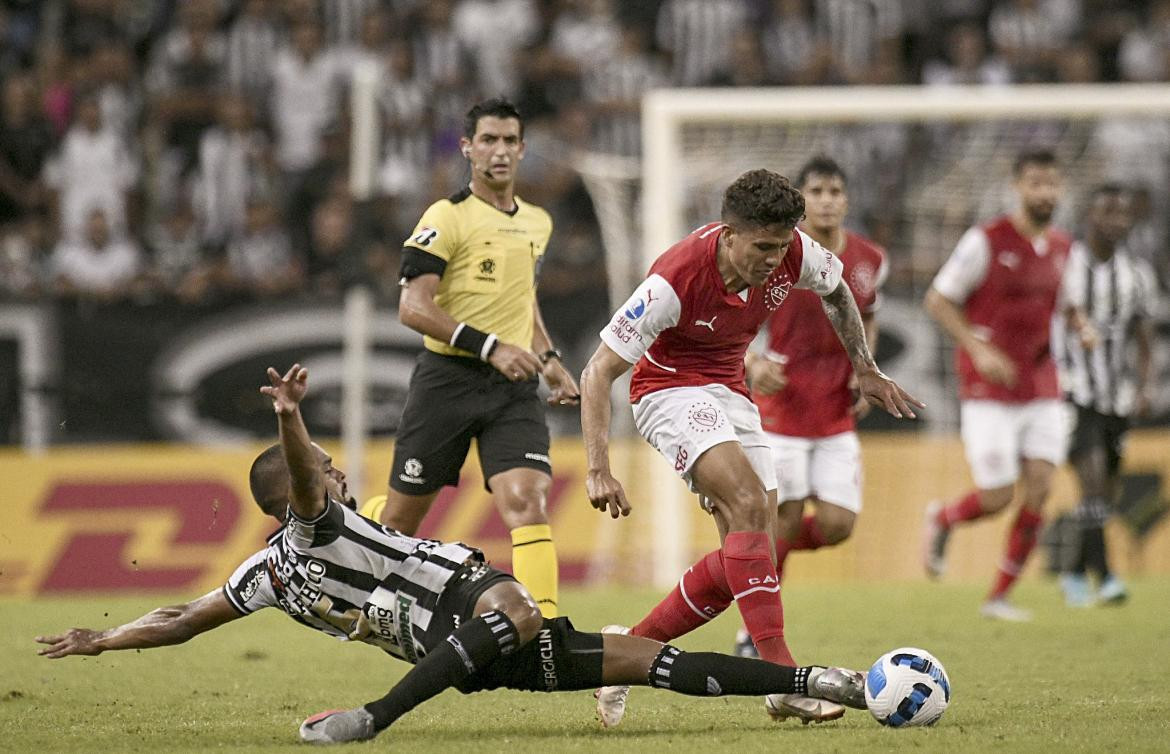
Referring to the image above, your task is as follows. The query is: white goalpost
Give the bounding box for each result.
[634,83,1170,587]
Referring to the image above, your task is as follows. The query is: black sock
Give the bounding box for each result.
[363,611,520,730]
[1077,497,1111,581]
[646,645,810,697]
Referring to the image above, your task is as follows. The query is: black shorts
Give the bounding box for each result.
[390,351,551,495]
[423,562,518,647]
[457,616,605,694]
[1067,404,1129,477]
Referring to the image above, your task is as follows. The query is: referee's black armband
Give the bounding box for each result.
[451,323,499,361]
[399,247,448,282]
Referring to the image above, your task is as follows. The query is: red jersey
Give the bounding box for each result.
[932,215,1071,402]
[755,231,887,437]
[600,223,844,404]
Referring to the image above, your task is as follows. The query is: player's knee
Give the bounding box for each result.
[979,486,1014,514]
[722,484,769,531]
[817,509,855,544]
[774,501,803,539]
[502,597,544,643]
[496,486,548,529]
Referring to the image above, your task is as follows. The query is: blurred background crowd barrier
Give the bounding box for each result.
[1,0,1168,590]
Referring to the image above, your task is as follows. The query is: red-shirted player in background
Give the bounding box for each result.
[734,156,887,657]
[922,148,1072,622]
[580,169,922,726]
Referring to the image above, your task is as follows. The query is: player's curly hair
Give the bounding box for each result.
[722,169,805,230]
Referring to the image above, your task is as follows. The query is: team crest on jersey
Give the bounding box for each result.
[765,276,793,310]
[687,401,725,432]
[850,263,875,298]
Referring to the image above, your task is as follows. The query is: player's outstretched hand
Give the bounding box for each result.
[36,628,103,658]
[542,358,580,406]
[261,364,308,415]
[857,368,925,420]
[969,341,1017,387]
[587,469,631,519]
[488,344,543,382]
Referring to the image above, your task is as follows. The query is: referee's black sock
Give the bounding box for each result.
[646,645,810,697]
[363,611,520,730]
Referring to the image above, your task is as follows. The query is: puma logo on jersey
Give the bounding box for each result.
[694,316,717,331]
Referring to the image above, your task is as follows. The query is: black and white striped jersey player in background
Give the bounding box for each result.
[35,365,867,744]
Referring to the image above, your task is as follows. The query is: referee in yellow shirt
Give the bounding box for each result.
[364,99,578,618]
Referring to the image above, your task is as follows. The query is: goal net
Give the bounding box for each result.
[579,83,1170,586]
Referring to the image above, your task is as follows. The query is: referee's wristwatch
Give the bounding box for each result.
[538,348,562,365]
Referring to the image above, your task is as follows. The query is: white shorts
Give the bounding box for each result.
[767,431,862,513]
[960,399,1068,490]
[633,384,777,497]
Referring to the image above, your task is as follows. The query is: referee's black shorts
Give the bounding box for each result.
[389,350,551,495]
[1067,403,1130,477]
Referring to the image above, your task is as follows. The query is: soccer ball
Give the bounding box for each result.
[864,647,951,727]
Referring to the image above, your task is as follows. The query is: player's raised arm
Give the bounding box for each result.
[580,342,635,518]
[35,589,241,658]
[260,364,326,521]
[821,280,923,419]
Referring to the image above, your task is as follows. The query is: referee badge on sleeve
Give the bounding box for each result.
[412,227,439,246]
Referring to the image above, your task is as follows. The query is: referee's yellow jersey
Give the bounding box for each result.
[404,187,553,357]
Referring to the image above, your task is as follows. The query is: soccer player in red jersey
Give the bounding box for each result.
[922,148,1074,622]
[732,156,887,656]
[580,169,921,725]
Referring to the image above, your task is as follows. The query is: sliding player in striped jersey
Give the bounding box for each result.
[35,364,866,744]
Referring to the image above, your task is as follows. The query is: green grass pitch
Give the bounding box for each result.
[3,579,1168,753]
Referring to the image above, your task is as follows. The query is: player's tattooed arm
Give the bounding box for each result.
[822,281,925,420]
[36,590,242,658]
[821,281,876,373]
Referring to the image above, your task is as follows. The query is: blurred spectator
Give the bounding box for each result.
[59,0,124,58]
[145,0,225,172]
[145,200,215,304]
[270,19,342,174]
[989,0,1082,81]
[1055,38,1101,83]
[43,93,138,242]
[815,0,905,84]
[411,0,473,131]
[548,0,619,71]
[89,38,143,144]
[581,22,666,155]
[194,94,276,246]
[0,72,53,227]
[334,6,392,76]
[0,216,48,300]
[321,0,381,48]
[711,28,771,86]
[378,42,431,227]
[452,0,540,96]
[0,4,34,77]
[224,0,282,102]
[1117,0,1170,83]
[763,0,827,86]
[922,22,1011,86]
[36,44,76,137]
[222,197,301,298]
[656,0,751,85]
[306,195,358,295]
[49,207,143,300]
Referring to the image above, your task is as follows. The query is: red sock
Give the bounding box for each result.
[723,531,795,666]
[631,549,731,642]
[989,508,1043,600]
[938,490,987,528]
[792,515,829,551]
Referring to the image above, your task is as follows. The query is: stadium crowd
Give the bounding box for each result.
[0,0,1167,335]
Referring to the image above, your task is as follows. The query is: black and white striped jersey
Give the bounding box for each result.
[1055,242,1156,417]
[223,497,482,664]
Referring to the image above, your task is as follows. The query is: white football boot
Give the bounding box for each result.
[765,694,847,724]
[979,598,1033,622]
[299,708,376,744]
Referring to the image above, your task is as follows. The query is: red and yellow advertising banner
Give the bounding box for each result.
[1,432,1168,598]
